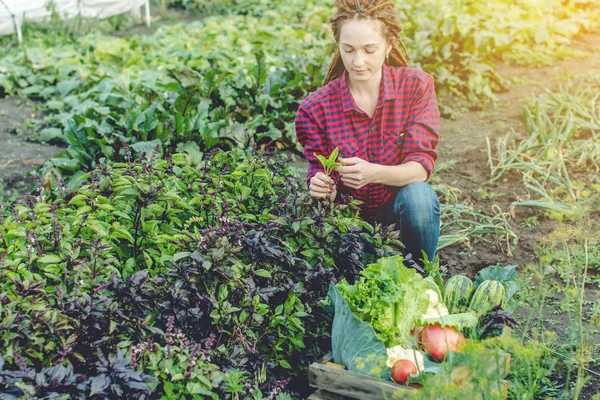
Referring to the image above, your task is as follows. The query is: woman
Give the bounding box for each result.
[294,0,440,269]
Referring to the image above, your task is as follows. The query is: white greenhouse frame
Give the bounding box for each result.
[0,0,151,43]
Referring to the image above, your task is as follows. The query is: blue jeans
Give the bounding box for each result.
[375,182,440,267]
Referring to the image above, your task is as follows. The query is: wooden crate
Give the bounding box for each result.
[308,352,510,400]
[308,353,414,400]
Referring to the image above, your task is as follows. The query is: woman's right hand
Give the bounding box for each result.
[309,172,337,201]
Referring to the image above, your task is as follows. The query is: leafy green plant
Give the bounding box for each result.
[520,216,540,227]
[131,316,222,399]
[223,369,247,400]
[336,255,443,348]
[313,147,345,176]
[0,148,404,398]
[536,220,599,399]
[487,335,561,400]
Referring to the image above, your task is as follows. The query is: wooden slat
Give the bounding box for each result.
[307,389,348,400]
[318,353,334,363]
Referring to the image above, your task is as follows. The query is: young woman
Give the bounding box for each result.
[295,0,440,269]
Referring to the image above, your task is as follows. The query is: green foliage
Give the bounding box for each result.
[131,318,222,399]
[314,147,343,176]
[336,256,433,347]
[0,148,404,397]
[223,369,247,399]
[396,0,600,102]
[488,72,600,219]
[2,0,598,186]
[402,337,514,399]
[535,220,600,398]
[0,9,332,181]
[487,335,561,399]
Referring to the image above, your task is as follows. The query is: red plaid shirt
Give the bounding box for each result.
[295,64,440,222]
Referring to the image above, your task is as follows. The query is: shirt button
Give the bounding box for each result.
[369,152,376,159]
[369,126,374,132]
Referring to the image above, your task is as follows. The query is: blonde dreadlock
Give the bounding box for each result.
[323,0,409,86]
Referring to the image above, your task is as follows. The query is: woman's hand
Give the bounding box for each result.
[309,172,337,200]
[335,157,377,190]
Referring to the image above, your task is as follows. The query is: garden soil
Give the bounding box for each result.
[0,97,63,194]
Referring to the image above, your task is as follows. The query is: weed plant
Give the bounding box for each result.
[487,72,600,220]
[515,218,600,399]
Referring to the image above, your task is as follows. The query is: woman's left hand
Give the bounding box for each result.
[335,157,378,190]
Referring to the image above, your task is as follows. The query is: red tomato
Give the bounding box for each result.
[391,359,418,384]
[421,323,465,360]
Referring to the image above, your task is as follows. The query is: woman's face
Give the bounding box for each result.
[338,18,391,84]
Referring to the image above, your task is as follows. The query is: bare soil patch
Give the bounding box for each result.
[0,97,63,195]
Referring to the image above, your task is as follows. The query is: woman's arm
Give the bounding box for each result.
[397,74,440,181]
[335,158,426,189]
[372,161,427,186]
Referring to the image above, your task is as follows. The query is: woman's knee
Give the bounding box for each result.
[393,182,440,226]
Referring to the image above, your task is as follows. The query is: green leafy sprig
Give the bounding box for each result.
[314,147,345,176]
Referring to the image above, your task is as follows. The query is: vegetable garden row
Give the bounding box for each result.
[0,0,599,399]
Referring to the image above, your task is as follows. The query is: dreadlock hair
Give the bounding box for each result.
[323,0,409,86]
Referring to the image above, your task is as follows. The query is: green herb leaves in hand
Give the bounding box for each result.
[314,147,346,176]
